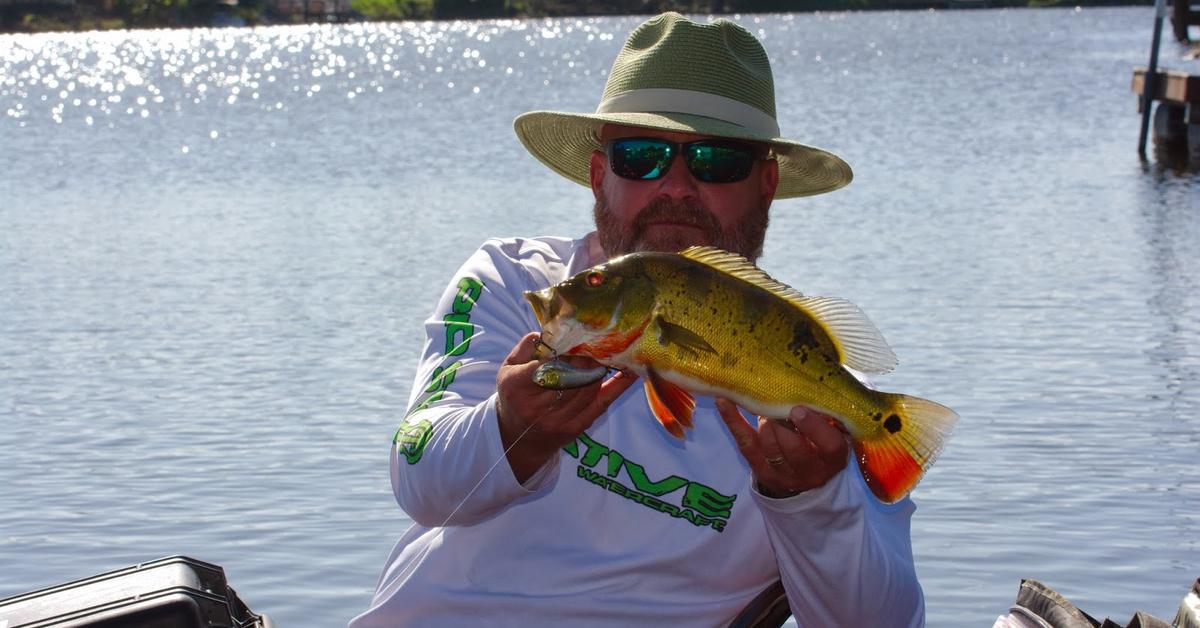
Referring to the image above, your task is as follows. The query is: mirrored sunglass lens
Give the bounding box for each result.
[686,143,755,183]
[611,140,673,180]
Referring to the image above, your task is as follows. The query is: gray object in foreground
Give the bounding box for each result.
[995,577,1199,628]
[0,555,272,627]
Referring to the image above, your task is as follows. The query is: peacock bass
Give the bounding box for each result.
[523,246,957,504]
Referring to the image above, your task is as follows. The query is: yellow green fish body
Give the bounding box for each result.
[524,246,957,504]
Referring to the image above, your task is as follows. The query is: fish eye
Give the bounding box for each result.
[585,271,604,287]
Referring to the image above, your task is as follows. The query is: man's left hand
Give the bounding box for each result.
[715,398,849,498]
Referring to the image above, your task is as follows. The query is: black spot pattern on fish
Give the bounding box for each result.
[788,322,819,358]
[684,266,712,304]
[739,294,768,327]
[822,349,839,365]
[884,414,902,434]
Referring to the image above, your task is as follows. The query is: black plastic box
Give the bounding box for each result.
[0,555,272,627]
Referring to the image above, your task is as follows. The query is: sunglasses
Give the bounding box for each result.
[606,137,766,184]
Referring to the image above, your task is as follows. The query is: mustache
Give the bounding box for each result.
[632,198,721,236]
[593,190,769,261]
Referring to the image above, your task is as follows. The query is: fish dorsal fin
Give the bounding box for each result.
[790,296,898,374]
[679,246,805,301]
[678,247,898,374]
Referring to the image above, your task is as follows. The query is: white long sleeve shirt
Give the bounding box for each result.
[349,234,925,628]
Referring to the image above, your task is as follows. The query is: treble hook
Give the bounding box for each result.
[533,336,558,361]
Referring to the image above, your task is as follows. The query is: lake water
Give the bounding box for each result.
[1,8,1197,627]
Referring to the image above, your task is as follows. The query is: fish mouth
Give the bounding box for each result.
[524,287,579,355]
[524,288,554,326]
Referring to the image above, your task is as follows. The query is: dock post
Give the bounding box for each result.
[1138,0,1169,158]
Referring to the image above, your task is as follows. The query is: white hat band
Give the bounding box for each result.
[596,88,781,138]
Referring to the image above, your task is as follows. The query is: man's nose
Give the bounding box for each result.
[655,156,700,199]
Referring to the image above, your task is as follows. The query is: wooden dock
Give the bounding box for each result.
[1132,67,1200,161]
[1132,68,1200,119]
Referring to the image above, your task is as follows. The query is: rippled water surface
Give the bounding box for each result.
[2,10,1197,627]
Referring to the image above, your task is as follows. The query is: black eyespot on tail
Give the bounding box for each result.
[883,414,902,434]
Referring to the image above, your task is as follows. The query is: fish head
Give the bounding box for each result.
[523,255,657,359]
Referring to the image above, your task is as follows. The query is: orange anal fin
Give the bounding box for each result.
[642,369,696,439]
[853,439,924,504]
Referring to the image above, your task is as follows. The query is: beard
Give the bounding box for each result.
[593,191,770,262]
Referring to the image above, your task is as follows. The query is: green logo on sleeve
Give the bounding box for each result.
[395,275,484,454]
[565,432,738,533]
[445,277,484,356]
[394,419,433,464]
[406,276,485,417]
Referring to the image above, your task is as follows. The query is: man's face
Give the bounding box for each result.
[589,125,779,262]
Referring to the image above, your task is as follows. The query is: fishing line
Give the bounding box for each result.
[437,336,575,528]
[437,418,539,529]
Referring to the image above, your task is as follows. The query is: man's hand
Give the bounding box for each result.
[497,333,638,483]
[715,398,849,498]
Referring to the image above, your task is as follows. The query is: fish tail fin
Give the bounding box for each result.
[853,393,958,504]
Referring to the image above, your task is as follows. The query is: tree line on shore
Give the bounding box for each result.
[2,0,1148,33]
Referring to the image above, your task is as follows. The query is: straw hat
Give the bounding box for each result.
[513,12,853,199]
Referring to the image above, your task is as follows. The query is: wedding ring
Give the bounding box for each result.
[766,456,785,466]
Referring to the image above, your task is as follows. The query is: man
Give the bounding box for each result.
[351,12,924,628]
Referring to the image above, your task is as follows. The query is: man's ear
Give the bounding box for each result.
[589,150,607,198]
[759,158,779,205]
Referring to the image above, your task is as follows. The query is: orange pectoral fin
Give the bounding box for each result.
[642,368,696,439]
